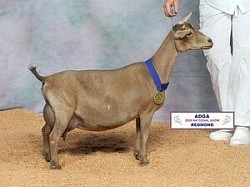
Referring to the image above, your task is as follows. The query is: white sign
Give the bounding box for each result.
[170,112,234,130]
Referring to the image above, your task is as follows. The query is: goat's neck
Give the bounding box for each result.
[151,32,177,84]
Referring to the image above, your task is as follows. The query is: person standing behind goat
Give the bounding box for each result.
[164,0,250,146]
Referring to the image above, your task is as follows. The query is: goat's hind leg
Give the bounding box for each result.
[42,123,52,162]
[42,103,54,162]
[134,117,142,160]
[49,108,74,169]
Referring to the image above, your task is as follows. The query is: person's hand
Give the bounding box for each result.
[163,0,179,17]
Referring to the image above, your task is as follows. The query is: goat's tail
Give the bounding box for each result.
[29,64,46,83]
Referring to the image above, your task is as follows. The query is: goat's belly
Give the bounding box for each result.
[74,109,137,131]
[77,121,129,131]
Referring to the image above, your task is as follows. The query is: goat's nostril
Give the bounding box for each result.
[208,38,212,43]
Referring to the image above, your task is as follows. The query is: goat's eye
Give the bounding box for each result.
[186,33,193,37]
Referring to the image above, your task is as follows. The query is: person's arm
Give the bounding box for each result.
[163,0,179,17]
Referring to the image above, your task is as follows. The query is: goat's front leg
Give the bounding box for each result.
[42,123,52,162]
[134,117,141,160]
[138,114,153,165]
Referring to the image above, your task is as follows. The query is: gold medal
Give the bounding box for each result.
[153,91,165,105]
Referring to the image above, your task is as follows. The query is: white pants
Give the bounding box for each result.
[199,0,250,126]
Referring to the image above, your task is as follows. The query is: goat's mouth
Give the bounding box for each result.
[201,45,213,49]
[201,42,213,49]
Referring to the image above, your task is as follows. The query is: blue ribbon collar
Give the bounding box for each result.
[145,59,169,92]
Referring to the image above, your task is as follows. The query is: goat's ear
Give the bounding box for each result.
[173,29,192,39]
[178,12,192,24]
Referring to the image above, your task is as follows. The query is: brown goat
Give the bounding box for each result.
[30,13,213,169]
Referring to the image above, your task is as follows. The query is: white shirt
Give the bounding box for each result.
[206,0,250,14]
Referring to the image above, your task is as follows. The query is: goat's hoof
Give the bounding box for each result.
[50,161,62,170]
[134,150,141,160]
[140,158,149,166]
[42,151,51,162]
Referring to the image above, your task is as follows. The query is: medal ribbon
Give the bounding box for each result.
[145,59,169,92]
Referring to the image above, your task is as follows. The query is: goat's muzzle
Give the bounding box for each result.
[202,38,213,49]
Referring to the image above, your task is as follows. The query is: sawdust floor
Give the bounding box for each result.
[0,109,249,187]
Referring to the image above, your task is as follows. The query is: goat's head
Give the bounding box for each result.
[172,13,213,52]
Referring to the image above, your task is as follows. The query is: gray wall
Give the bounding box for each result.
[0,0,219,121]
